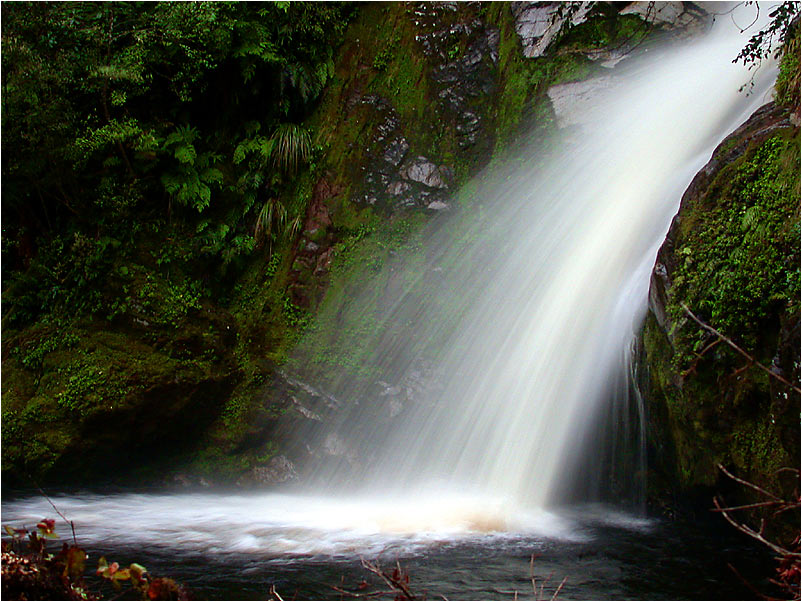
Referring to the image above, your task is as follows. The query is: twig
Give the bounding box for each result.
[550,576,568,601]
[34,482,77,545]
[718,463,784,502]
[530,554,537,597]
[269,584,284,601]
[361,559,415,600]
[330,586,398,599]
[681,304,801,394]
[726,562,777,601]
[712,499,786,513]
[713,497,798,557]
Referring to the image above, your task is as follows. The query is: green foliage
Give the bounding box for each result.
[135,274,202,328]
[668,134,801,364]
[283,296,311,330]
[161,125,224,212]
[734,1,801,67]
[255,198,287,247]
[373,47,394,71]
[56,360,108,416]
[555,14,647,51]
[2,1,354,327]
[271,123,312,175]
[774,18,800,108]
[13,327,79,372]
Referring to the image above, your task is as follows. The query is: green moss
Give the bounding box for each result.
[555,14,648,52]
[668,133,801,367]
[775,20,800,108]
[641,114,799,512]
[731,418,786,477]
[485,3,599,149]
[291,212,427,383]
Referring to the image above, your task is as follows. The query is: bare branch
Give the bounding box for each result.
[34,482,77,546]
[361,558,415,600]
[330,585,399,599]
[713,497,797,557]
[681,304,801,394]
[726,562,778,601]
[718,463,784,502]
[712,499,788,513]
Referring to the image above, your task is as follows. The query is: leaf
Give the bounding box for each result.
[112,568,132,581]
[200,167,223,184]
[174,144,197,165]
[129,562,148,581]
[63,546,87,581]
[5,525,26,538]
[37,518,58,538]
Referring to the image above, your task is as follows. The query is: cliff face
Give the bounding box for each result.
[1,2,714,487]
[639,91,800,520]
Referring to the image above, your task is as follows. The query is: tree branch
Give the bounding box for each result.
[713,496,797,557]
[681,303,801,394]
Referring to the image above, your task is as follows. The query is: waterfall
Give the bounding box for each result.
[1,5,780,554]
[291,6,779,512]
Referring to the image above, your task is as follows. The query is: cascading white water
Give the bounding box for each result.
[2,5,779,555]
[294,4,779,506]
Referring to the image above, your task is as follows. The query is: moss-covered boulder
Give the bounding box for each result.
[639,88,800,523]
[2,299,239,486]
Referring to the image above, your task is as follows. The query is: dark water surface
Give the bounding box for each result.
[137,523,771,600]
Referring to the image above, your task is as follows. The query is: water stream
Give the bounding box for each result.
[1,5,780,599]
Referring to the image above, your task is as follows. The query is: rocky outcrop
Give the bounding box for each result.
[511,1,710,61]
[512,1,594,58]
[638,100,800,522]
[547,76,615,128]
[237,455,298,487]
[352,3,500,212]
[1,303,239,486]
[620,1,709,33]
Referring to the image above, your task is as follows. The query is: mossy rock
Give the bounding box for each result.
[640,100,800,528]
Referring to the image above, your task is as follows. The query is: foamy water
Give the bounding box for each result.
[2,491,603,556]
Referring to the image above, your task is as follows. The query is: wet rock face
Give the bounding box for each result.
[512,1,594,58]
[546,76,615,128]
[512,1,711,64]
[620,1,710,34]
[415,2,499,154]
[237,455,298,487]
[353,2,500,212]
[638,101,800,519]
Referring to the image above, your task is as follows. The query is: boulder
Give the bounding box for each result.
[237,455,298,486]
[511,1,594,58]
[546,76,615,128]
[403,156,449,188]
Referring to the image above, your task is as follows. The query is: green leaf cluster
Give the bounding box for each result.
[669,133,801,365]
[2,1,354,326]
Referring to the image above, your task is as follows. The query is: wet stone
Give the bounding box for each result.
[386,180,411,196]
[383,137,410,166]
